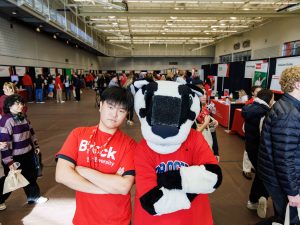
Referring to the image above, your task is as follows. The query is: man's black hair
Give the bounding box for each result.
[4,94,25,114]
[257,89,273,105]
[251,85,261,94]
[100,87,134,111]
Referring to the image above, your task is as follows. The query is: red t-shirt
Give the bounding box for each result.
[57,126,136,225]
[22,74,33,86]
[134,129,218,225]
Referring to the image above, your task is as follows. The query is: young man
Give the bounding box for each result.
[0,94,47,211]
[258,66,300,225]
[55,87,136,225]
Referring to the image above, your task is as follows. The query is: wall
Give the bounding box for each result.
[214,17,300,62]
[97,56,213,71]
[0,17,100,70]
[106,43,215,57]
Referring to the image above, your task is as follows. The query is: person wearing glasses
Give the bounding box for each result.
[55,87,136,225]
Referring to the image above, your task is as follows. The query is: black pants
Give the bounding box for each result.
[75,88,81,101]
[247,149,269,203]
[264,184,300,225]
[211,131,219,156]
[0,150,40,204]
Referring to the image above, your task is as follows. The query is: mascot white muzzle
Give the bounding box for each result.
[134,80,202,154]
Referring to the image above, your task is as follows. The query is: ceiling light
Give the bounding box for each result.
[76,44,78,48]
[36,27,40,32]
[108,16,116,19]
[12,11,17,15]
[66,40,69,44]
[230,17,237,20]
[53,34,57,39]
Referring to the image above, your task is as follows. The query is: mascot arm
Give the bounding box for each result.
[157,164,222,194]
[140,186,191,216]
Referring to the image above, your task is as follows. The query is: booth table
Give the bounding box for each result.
[211,99,244,129]
[230,108,245,137]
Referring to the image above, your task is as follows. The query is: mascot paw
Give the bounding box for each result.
[153,187,191,215]
[180,165,220,194]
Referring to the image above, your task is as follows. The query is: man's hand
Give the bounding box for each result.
[288,195,300,207]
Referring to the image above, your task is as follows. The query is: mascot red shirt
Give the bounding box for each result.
[133,81,222,225]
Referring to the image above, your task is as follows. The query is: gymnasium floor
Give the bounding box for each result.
[0,89,273,225]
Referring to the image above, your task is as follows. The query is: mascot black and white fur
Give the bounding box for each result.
[133,80,222,225]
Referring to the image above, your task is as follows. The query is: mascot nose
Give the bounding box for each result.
[151,125,179,139]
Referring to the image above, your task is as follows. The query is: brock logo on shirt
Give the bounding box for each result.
[79,140,117,160]
[155,160,189,174]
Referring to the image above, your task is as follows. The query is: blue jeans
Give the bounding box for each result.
[35,88,43,102]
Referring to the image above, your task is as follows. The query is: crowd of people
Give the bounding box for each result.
[0,66,300,225]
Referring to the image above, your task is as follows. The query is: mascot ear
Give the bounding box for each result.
[134,80,150,89]
[186,84,204,97]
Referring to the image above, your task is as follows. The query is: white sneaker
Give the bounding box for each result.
[40,101,45,104]
[35,196,48,204]
[247,200,258,210]
[0,203,6,210]
[61,101,65,103]
[257,197,267,218]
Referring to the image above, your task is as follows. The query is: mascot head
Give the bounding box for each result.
[134,80,202,154]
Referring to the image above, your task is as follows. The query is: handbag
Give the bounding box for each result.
[3,163,29,194]
[284,204,300,225]
[34,152,43,177]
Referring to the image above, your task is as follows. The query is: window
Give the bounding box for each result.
[220,54,232,63]
[233,50,251,62]
[282,40,300,56]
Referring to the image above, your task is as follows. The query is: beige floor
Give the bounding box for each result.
[0,89,273,225]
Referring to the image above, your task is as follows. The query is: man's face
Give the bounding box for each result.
[99,101,127,132]
[3,86,14,96]
[10,101,24,114]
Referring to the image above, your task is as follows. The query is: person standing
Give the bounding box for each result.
[55,74,64,104]
[55,87,136,225]
[64,75,71,101]
[242,89,274,219]
[258,66,300,225]
[73,74,81,102]
[0,94,48,210]
[34,74,44,103]
[22,73,34,103]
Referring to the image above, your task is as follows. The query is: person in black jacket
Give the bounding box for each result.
[258,66,300,225]
[242,89,274,219]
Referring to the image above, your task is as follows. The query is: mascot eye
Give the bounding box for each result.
[189,95,193,107]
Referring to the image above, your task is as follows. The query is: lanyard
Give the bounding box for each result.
[86,125,115,169]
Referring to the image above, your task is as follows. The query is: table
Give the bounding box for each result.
[230,108,245,137]
[211,99,244,129]
[17,89,28,102]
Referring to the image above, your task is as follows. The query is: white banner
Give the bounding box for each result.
[217,64,229,77]
[270,56,300,91]
[35,67,42,76]
[50,68,56,75]
[15,67,26,76]
[0,66,10,77]
[244,60,265,78]
[57,69,63,75]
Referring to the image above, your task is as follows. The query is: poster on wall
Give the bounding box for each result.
[207,75,218,96]
[57,69,63,75]
[252,62,268,88]
[15,67,26,76]
[244,60,266,78]
[35,67,42,76]
[50,68,56,75]
[217,64,229,77]
[270,56,300,91]
[0,66,11,77]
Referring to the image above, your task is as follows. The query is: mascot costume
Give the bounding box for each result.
[133,80,222,225]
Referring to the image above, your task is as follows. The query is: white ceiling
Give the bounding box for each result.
[70,0,300,50]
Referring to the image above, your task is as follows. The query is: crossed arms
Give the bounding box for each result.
[55,158,134,195]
